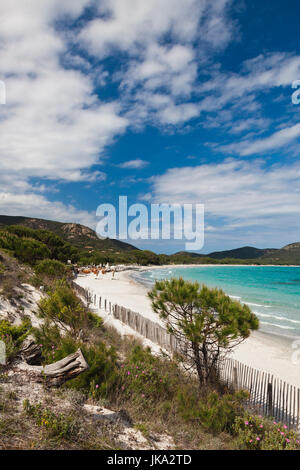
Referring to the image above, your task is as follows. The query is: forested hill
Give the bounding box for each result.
[176,244,300,265]
[260,243,300,265]
[206,246,276,260]
[0,215,136,253]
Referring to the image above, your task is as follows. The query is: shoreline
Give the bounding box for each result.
[75,268,300,388]
[135,264,300,269]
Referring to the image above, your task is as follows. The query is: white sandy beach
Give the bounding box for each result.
[75,269,300,388]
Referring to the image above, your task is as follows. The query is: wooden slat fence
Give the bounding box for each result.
[73,281,300,430]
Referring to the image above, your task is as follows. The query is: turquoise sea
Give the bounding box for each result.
[132,266,300,338]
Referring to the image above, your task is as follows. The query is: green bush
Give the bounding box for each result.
[0,231,18,252]
[233,414,300,450]
[14,238,51,264]
[1,226,80,264]
[87,311,104,329]
[69,341,118,399]
[33,325,118,399]
[177,388,247,434]
[34,326,77,364]
[0,318,32,362]
[117,345,174,405]
[38,280,88,339]
[35,259,68,279]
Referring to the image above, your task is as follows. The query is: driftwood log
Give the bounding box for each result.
[41,348,89,386]
[17,348,89,386]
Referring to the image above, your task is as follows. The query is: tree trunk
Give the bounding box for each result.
[17,348,89,387]
[41,348,89,386]
[192,343,204,385]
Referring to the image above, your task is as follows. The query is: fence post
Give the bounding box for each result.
[267,382,273,416]
[233,366,238,390]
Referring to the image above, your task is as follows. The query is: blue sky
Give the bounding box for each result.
[1,0,300,253]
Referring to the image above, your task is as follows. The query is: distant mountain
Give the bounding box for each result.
[260,243,300,265]
[176,243,300,265]
[175,246,275,260]
[0,215,137,253]
[206,246,276,260]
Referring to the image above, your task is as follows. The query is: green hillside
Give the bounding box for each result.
[0,215,137,253]
[175,244,300,265]
[207,246,276,260]
[260,243,300,265]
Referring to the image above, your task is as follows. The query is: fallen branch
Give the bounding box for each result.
[42,348,89,386]
[16,348,89,387]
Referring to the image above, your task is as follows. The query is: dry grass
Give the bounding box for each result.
[0,382,121,450]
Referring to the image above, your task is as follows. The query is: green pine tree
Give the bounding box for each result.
[148,277,259,385]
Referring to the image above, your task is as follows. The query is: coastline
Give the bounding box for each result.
[136,263,300,268]
[75,267,300,388]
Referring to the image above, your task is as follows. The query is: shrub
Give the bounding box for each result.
[29,274,45,289]
[87,311,104,329]
[69,342,118,399]
[34,326,77,365]
[14,238,51,264]
[233,414,300,450]
[35,259,68,280]
[177,387,247,434]
[4,226,80,263]
[0,231,18,251]
[0,318,32,362]
[33,325,118,399]
[117,345,175,406]
[38,280,88,339]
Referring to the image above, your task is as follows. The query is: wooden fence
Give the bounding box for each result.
[73,281,300,430]
[219,358,300,429]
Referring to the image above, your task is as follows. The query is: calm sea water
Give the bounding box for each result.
[133,266,300,338]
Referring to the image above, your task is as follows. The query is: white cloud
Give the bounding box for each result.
[197,52,300,117]
[218,123,300,156]
[0,190,97,229]
[229,117,271,134]
[118,159,149,169]
[239,123,300,156]
[80,0,234,57]
[80,0,235,126]
[0,1,128,226]
[4,0,300,239]
[121,44,197,98]
[150,159,300,244]
[0,172,97,228]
